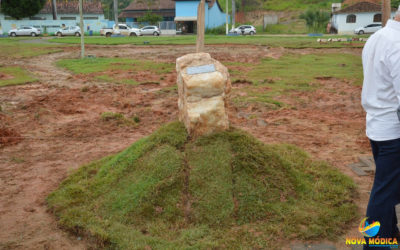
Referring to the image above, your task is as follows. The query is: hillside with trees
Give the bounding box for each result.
[218,0,400,12]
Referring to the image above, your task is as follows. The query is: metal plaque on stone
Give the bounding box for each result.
[187,64,216,75]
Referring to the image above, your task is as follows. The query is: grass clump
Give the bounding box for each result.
[57,57,173,86]
[0,38,64,58]
[48,122,358,249]
[0,66,38,87]
[100,112,139,126]
[231,52,362,108]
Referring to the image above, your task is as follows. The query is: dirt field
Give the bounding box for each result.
[0,44,371,249]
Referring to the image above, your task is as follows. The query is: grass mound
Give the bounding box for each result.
[47,122,357,249]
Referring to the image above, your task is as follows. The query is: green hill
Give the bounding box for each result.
[219,0,342,12]
[47,122,357,249]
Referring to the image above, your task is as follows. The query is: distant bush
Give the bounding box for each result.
[206,25,226,35]
[261,22,308,34]
[300,9,330,33]
[101,112,124,122]
[137,12,163,25]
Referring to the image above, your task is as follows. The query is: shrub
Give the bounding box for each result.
[206,25,226,35]
[300,9,330,33]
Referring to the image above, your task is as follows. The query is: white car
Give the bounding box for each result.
[56,26,81,37]
[100,24,141,37]
[230,25,256,35]
[140,26,160,36]
[355,24,382,35]
[8,26,41,37]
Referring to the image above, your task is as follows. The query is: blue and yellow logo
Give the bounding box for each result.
[359,217,380,237]
[347,218,398,246]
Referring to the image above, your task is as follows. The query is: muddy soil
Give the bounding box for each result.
[0,44,369,249]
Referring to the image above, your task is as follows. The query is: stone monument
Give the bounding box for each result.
[176,0,231,137]
[176,53,231,137]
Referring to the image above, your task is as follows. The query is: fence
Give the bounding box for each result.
[126,21,176,30]
[126,21,176,35]
[0,19,177,35]
[159,21,176,30]
[0,19,110,34]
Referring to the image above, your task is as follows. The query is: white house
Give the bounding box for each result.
[331,1,396,34]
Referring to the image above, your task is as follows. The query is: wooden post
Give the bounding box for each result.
[51,0,57,20]
[232,0,235,29]
[114,0,119,28]
[196,0,205,52]
[225,0,228,34]
[79,0,85,59]
[382,0,391,27]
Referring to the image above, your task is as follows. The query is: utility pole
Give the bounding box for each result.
[225,0,228,34]
[196,0,205,52]
[79,0,85,58]
[382,0,391,27]
[51,0,57,20]
[114,0,119,28]
[231,0,235,29]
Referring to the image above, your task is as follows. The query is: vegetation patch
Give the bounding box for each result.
[231,52,362,108]
[57,57,173,85]
[0,66,37,87]
[0,38,64,58]
[48,121,358,249]
[100,112,139,126]
[50,35,366,48]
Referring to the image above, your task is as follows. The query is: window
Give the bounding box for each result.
[346,14,356,23]
[373,14,382,22]
[84,16,98,20]
[30,16,46,20]
[60,17,76,20]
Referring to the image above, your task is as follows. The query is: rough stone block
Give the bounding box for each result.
[176,53,231,136]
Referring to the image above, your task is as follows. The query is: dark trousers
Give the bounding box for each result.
[364,138,400,249]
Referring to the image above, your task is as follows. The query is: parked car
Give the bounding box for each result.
[100,24,141,37]
[355,24,382,35]
[8,26,41,37]
[140,26,160,36]
[230,25,256,35]
[56,26,81,37]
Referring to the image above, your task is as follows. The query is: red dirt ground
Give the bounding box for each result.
[0,45,370,249]
[0,73,14,81]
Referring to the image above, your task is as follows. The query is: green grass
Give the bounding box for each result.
[259,21,309,34]
[262,0,338,11]
[0,66,37,87]
[218,0,335,12]
[229,52,362,108]
[47,122,358,249]
[49,35,366,48]
[0,38,65,58]
[100,112,140,126]
[56,57,173,85]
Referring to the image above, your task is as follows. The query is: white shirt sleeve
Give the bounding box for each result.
[388,45,400,103]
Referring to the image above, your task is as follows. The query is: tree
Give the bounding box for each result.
[1,0,46,20]
[383,0,391,26]
[101,0,131,20]
[137,11,162,24]
[392,0,400,8]
[51,0,57,20]
[300,9,330,33]
[79,0,85,58]
[114,0,118,27]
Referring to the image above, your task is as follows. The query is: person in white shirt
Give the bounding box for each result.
[361,9,400,249]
